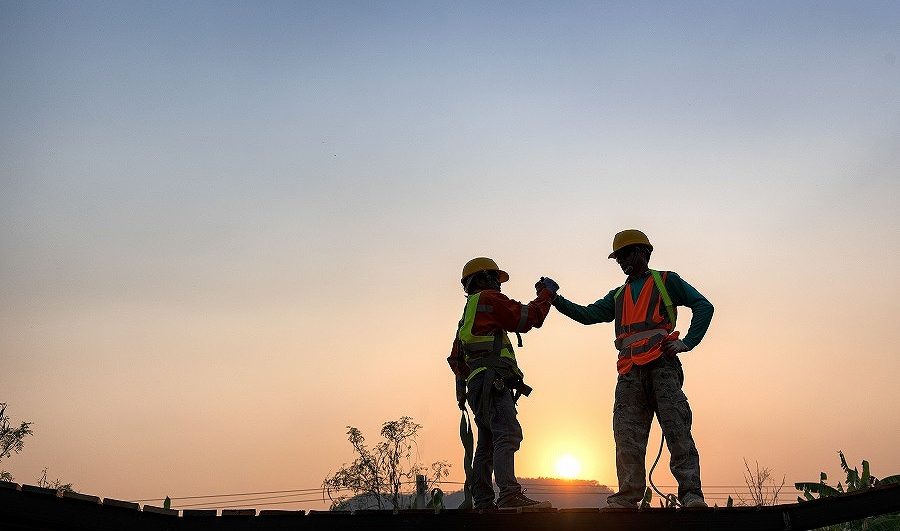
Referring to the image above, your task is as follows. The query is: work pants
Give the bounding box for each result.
[607,354,703,507]
[466,371,523,508]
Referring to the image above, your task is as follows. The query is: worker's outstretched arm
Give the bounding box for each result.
[475,288,555,334]
[552,288,617,325]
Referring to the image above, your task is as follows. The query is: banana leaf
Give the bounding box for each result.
[860,460,871,490]
[794,482,841,497]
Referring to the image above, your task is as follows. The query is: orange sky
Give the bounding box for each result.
[2,0,899,511]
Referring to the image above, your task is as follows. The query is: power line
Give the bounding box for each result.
[130,486,345,503]
[178,497,331,510]
[133,481,801,507]
[173,492,329,508]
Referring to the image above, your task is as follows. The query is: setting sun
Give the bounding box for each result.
[554,454,582,479]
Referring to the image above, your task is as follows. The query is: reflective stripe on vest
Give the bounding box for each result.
[613,270,676,371]
[457,292,518,382]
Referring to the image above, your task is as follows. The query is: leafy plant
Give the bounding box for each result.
[37,467,74,494]
[1,403,34,482]
[795,451,900,531]
[639,487,679,509]
[426,488,444,510]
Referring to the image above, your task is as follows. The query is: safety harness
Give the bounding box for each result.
[456,293,533,405]
[613,270,678,374]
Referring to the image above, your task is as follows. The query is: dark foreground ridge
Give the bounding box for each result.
[2,480,899,531]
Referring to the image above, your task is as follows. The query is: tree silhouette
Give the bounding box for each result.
[0,402,33,483]
[322,416,449,510]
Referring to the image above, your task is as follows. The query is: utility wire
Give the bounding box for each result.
[130,486,346,503]
[173,492,329,508]
[135,481,796,506]
[177,496,331,509]
[180,499,328,510]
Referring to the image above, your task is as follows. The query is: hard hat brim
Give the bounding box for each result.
[461,257,509,284]
[461,269,509,283]
[608,243,653,259]
[610,229,653,259]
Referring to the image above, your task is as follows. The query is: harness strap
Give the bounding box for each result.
[481,367,496,413]
[513,306,529,347]
[650,270,676,327]
[467,354,531,399]
[615,328,670,351]
[458,409,474,509]
[467,353,515,372]
[613,270,677,331]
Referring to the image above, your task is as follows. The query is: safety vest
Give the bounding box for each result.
[613,270,677,375]
[456,292,522,383]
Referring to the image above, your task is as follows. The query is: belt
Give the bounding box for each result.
[615,328,669,353]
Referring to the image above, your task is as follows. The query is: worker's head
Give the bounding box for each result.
[461,257,508,294]
[609,229,652,276]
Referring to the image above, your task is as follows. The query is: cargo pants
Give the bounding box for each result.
[466,371,523,508]
[606,354,703,507]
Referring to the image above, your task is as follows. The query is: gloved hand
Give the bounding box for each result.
[456,378,467,411]
[535,276,559,295]
[663,339,689,356]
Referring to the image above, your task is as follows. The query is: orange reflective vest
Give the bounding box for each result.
[614,270,677,375]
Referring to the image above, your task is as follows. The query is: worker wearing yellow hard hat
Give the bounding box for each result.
[447,257,557,510]
[460,257,510,286]
[607,228,653,258]
[541,229,714,509]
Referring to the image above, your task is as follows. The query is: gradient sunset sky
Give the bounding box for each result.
[2,1,898,509]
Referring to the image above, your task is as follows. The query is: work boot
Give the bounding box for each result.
[497,491,552,509]
[681,495,708,508]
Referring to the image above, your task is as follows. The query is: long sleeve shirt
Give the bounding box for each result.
[553,270,713,350]
[447,288,555,378]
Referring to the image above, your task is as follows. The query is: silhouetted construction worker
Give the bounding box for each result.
[545,230,713,509]
[447,257,557,510]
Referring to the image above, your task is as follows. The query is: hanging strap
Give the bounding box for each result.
[514,306,527,347]
[458,409,474,509]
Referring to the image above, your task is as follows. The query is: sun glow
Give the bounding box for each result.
[554,454,582,479]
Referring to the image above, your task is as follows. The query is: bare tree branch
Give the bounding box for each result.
[323,417,450,510]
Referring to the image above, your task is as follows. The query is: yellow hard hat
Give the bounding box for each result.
[609,229,653,258]
[461,257,509,283]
